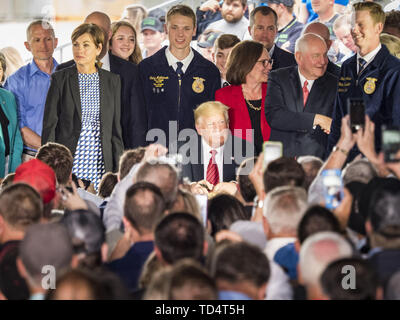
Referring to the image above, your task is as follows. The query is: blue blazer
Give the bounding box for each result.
[0,88,23,178]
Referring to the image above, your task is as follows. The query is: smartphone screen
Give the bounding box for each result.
[321,169,343,210]
[263,141,283,170]
[348,98,365,133]
[382,127,400,162]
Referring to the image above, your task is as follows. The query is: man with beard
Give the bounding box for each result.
[198,0,249,40]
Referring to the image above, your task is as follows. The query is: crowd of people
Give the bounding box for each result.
[0,0,400,300]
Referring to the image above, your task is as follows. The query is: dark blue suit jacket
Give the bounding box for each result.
[138,47,221,147]
[271,45,297,70]
[328,45,400,160]
[175,133,255,183]
[56,53,147,149]
[266,66,337,159]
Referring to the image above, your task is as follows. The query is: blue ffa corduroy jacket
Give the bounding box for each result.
[328,44,400,161]
[138,46,221,145]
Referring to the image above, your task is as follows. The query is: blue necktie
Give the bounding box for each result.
[358,57,367,74]
[176,62,184,78]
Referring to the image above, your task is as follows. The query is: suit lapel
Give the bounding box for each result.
[98,69,108,134]
[306,74,328,112]
[192,135,204,182]
[69,67,82,122]
[289,67,303,112]
[223,134,236,182]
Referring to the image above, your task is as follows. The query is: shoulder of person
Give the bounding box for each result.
[0,87,15,100]
[192,49,220,73]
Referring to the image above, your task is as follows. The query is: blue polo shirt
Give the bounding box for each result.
[4,58,58,151]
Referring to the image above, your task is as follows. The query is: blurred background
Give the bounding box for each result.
[0,0,202,62]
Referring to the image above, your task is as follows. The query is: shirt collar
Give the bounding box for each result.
[100,52,111,71]
[165,47,194,73]
[29,58,58,77]
[357,43,382,64]
[298,69,315,90]
[201,136,224,155]
[269,44,276,57]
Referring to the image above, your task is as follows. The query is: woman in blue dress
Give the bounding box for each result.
[42,23,124,190]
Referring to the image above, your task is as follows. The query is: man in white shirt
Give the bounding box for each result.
[178,101,254,194]
[266,33,337,159]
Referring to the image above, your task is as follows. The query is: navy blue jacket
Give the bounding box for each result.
[56,53,147,149]
[328,45,400,160]
[139,47,221,146]
[271,45,297,71]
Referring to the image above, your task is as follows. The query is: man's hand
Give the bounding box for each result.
[213,181,238,195]
[215,230,243,243]
[190,180,214,195]
[200,0,221,12]
[356,115,378,162]
[313,114,332,134]
[60,183,88,211]
[337,115,357,151]
[332,187,353,231]
[143,143,168,162]
[249,152,265,198]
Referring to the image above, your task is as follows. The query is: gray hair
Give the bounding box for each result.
[263,186,308,235]
[299,231,353,287]
[26,20,55,41]
[295,33,326,53]
[342,158,378,185]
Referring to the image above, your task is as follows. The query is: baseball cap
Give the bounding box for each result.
[197,31,223,48]
[13,159,56,204]
[267,0,295,7]
[141,17,164,33]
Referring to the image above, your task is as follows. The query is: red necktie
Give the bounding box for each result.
[206,150,219,185]
[303,80,309,107]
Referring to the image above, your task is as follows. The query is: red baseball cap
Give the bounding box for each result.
[13,159,56,204]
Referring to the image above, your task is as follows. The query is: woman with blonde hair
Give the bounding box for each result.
[0,47,25,81]
[110,21,142,65]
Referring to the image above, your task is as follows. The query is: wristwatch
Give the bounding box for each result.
[332,145,349,156]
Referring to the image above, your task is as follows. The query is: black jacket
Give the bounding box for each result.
[42,66,123,172]
[265,66,337,159]
[56,53,147,149]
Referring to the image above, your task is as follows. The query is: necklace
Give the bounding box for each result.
[245,99,261,111]
[242,85,262,111]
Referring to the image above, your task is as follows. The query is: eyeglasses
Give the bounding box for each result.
[257,59,274,67]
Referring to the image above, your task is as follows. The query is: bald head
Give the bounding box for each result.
[84,11,111,58]
[295,33,327,54]
[303,22,332,49]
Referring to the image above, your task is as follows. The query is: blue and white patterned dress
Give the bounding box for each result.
[72,72,105,190]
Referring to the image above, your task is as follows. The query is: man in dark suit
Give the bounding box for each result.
[248,6,296,70]
[175,101,255,194]
[56,11,147,149]
[265,33,336,159]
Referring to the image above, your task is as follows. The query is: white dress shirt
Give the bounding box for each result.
[165,47,194,73]
[298,70,315,92]
[357,43,381,74]
[201,138,224,183]
[100,51,111,71]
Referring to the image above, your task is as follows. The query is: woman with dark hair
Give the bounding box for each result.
[110,21,143,65]
[42,23,123,190]
[215,40,272,155]
[207,194,250,237]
